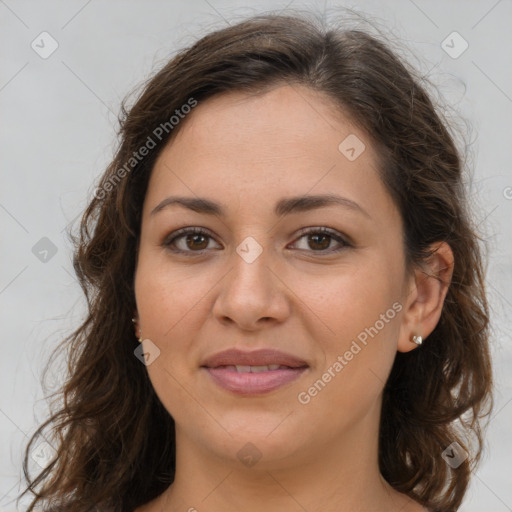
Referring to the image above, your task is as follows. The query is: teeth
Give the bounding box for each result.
[231,364,286,373]
[251,365,270,373]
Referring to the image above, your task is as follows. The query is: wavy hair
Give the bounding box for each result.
[21,11,493,512]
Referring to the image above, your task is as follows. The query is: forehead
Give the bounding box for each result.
[159,84,365,163]
[144,84,397,225]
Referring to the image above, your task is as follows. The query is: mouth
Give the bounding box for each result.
[212,364,298,372]
[201,348,309,395]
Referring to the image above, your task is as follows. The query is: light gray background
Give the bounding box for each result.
[1,1,511,510]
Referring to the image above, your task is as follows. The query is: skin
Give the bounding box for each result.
[133,84,453,512]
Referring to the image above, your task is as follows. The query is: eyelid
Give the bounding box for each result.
[289,226,351,251]
[162,226,220,250]
[162,226,351,254]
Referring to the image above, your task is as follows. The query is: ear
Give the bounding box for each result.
[397,241,454,353]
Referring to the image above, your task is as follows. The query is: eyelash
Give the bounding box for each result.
[162,226,351,256]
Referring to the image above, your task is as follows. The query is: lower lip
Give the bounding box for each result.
[203,367,308,395]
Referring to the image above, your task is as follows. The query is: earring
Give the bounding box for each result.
[132,317,143,343]
[412,335,423,345]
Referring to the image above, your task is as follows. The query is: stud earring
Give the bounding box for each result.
[132,317,142,343]
[412,335,423,345]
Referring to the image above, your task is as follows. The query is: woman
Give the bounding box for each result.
[21,11,493,512]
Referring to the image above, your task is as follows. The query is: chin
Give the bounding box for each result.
[192,415,311,469]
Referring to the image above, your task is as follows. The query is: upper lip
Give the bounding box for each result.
[201,348,308,368]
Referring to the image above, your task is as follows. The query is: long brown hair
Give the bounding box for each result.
[20,11,493,512]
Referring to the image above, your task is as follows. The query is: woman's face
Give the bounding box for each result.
[134,84,415,468]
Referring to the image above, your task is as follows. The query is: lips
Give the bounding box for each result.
[201,348,309,395]
[201,348,308,369]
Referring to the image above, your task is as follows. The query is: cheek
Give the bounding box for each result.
[293,261,400,341]
[134,240,404,421]
[135,253,208,341]
[134,259,207,420]
[297,262,402,396]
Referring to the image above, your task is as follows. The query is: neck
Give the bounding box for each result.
[156,400,420,512]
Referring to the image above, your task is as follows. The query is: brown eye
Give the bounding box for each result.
[163,228,220,253]
[306,233,331,251]
[290,227,349,254]
[184,233,209,250]
[163,226,350,256]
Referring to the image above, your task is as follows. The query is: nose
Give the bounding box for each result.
[211,245,291,331]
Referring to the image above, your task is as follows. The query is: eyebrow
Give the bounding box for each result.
[150,193,371,219]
